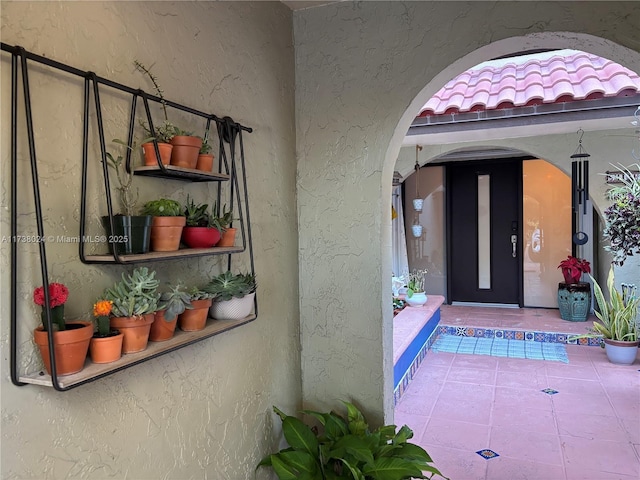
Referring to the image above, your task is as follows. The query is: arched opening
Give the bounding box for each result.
[384,32,640,418]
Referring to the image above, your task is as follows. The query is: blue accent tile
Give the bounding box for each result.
[541,388,559,395]
[476,449,500,459]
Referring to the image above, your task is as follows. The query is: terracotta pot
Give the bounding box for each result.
[110,314,154,353]
[178,299,212,332]
[149,309,178,342]
[181,226,221,248]
[142,142,173,166]
[150,216,186,252]
[170,136,202,169]
[89,331,124,364]
[217,227,237,247]
[196,153,214,172]
[33,321,93,376]
[209,292,255,320]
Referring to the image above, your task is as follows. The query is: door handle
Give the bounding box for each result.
[511,234,517,258]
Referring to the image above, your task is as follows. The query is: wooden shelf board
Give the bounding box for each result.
[133,165,229,182]
[19,314,256,389]
[83,246,244,264]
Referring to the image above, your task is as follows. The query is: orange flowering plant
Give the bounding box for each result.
[33,282,69,331]
[93,300,114,337]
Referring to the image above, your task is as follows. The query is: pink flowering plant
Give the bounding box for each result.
[557,256,591,284]
[33,282,69,331]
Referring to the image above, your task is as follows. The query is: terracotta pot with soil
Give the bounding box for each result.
[110,314,154,353]
[178,298,212,332]
[170,135,202,169]
[33,321,93,376]
[142,142,173,166]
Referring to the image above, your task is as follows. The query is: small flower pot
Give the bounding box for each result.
[405,291,428,307]
[149,309,178,342]
[89,331,124,364]
[412,198,424,212]
[196,153,214,172]
[603,339,639,365]
[110,314,154,354]
[142,142,173,166]
[411,224,423,238]
[33,321,93,376]
[217,227,237,247]
[170,135,202,169]
[209,292,255,321]
[178,299,212,332]
[181,226,221,248]
[149,216,186,252]
[102,215,152,255]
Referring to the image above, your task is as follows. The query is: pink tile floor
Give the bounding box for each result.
[394,305,640,480]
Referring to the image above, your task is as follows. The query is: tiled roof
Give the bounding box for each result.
[419,50,640,117]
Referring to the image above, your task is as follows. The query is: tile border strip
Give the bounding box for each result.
[393,327,439,405]
[438,325,603,346]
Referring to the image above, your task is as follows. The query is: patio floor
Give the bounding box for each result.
[394,305,640,480]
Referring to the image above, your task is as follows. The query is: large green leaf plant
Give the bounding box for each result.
[257,402,447,480]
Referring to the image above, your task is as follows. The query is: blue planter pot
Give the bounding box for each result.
[604,339,639,365]
[558,282,590,322]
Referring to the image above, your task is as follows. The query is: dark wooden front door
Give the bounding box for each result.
[448,160,522,305]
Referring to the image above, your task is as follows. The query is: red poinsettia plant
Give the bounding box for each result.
[33,282,69,331]
[557,256,591,284]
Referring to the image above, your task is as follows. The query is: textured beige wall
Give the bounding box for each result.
[294,1,640,424]
[1,2,298,478]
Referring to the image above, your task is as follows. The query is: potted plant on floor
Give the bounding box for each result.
[570,265,639,365]
[557,255,591,322]
[177,288,215,332]
[104,138,153,255]
[103,267,160,353]
[89,299,123,364]
[257,401,447,479]
[181,196,223,248]
[404,269,428,307]
[204,271,256,320]
[140,198,186,252]
[150,283,193,341]
[32,281,93,376]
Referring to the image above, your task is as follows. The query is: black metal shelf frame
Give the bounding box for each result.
[2,42,257,391]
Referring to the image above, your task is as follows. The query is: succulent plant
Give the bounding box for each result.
[183,195,223,229]
[158,284,192,321]
[141,198,183,217]
[102,267,160,317]
[203,271,256,301]
[186,286,215,301]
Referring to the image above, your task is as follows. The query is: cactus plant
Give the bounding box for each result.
[103,267,160,317]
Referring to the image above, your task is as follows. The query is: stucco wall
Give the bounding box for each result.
[1,2,298,479]
[294,1,640,424]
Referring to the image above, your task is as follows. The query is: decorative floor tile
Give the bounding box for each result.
[476,449,500,459]
[541,388,559,395]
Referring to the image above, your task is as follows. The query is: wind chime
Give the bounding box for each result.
[412,145,423,238]
[570,128,590,248]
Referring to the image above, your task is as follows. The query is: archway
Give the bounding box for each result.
[384,32,640,421]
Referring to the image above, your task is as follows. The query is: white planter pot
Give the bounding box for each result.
[411,224,423,238]
[405,291,427,307]
[604,339,639,365]
[412,198,424,212]
[209,292,256,320]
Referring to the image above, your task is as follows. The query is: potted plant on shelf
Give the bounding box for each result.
[557,255,591,322]
[257,401,447,480]
[196,135,214,172]
[404,269,428,307]
[89,299,124,364]
[150,283,193,341]
[181,195,223,248]
[104,139,153,255]
[140,198,186,252]
[204,271,256,320]
[569,266,639,365]
[603,162,640,266]
[214,204,237,247]
[103,267,160,353]
[134,60,202,169]
[32,282,93,376]
[177,287,215,332]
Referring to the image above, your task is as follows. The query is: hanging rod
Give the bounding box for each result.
[0,42,252,133]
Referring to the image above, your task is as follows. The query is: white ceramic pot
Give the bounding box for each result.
[411,224,423,238]
[603,339,639,365]
[412,198,424,212]
[209,292,256,320]
[405,291,427,307]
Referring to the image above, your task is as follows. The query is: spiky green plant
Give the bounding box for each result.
[103,267,160,317]
[257,401,447,480]
[590,266,639,341]
[202,271,256,301]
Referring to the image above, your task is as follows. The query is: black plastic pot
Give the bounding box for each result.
[101,215,152,255]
